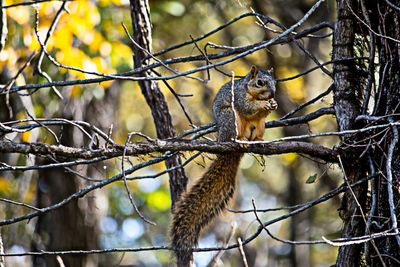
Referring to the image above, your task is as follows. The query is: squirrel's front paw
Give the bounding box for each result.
[264,99,278,110]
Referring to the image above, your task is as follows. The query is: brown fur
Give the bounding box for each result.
[170,67,277,266]
[171,153,242,267]
[236,107,271,141]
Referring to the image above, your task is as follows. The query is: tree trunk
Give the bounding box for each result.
[365,1,400,265]
[32,86,120,267]
[333,0,367,266]
[334,0,400,265]
[129,0,187,207]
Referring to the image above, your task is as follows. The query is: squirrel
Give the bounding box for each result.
[171,66,278,266]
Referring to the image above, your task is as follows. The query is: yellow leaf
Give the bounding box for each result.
[8,6,30,25]
[56,47,86,77]
[16,111,25,120]
[277,67,305,103]
[53,27,73,50]
[110,42,132,67]
[21,131,31,142]
[99,0,112,5]
[70,85,81,98]
[147,191,171,211]
[101,80,113,88]
[88,32,104,51]
[28,36,41,51]
[0,177,12,195]
[281,153,297,166]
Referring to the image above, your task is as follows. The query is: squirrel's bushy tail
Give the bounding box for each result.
[171,153,242,267]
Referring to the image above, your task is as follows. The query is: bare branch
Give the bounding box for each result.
[7,1,327,94]
[3,0,72,9]
[121,132,156,225]
[280,84,332,119]
[386,119,400,247]
[385,0,400,11]
[0,0,7,52]
[0,173,379,256]
[0,197,41,211]
[0,153,174,226]
[0,139,338,163]
[33,0,66,99]
[237,238,249,267]
[266,107,335,128]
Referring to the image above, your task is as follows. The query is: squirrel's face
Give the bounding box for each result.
[247,66,276,100]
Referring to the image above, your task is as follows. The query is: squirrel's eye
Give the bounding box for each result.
[256,80,265,87]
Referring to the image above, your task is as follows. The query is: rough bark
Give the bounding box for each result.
[129,0,187,208]
[0,139,338,164]
[334,0,400,265]
[33,166,98,267]
[366,1,400,265]
[333,0,367,266]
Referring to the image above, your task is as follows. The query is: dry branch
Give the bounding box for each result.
[0,139,338,163]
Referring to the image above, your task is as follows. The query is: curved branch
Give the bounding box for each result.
[7,1,327,94]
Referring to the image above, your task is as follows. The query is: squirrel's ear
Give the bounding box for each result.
[250,65,258,79]
[268,67,274,74]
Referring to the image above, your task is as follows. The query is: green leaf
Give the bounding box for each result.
[305,173,318,184]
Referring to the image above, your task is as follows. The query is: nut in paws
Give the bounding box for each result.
[264,99,278,110]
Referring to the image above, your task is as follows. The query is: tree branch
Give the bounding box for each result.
[0,139,338,163]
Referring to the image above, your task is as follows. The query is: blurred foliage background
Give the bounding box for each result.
[1,0,342,266]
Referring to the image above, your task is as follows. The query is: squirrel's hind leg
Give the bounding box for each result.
[215,107,236,141]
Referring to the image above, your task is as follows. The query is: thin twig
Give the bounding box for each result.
[1,118,115,145]
[3,0,71,9]
[386,118,400,247]
[0,156,109,172]
[150,69,194,125]
[121,133,156,225]
[265,107,335,128]
[385,0,400,11]
[364,154,379,264]
[338,156,385,266]
[0,153,175,226]
[0,198,41,211]
[346,0,400,44]
[236,121,400,145]
[208,222,237,267]
[276,58,366,82]
[0,0,7,53]
[280,84,332,119]
[190,35,211,81]
[34,0,66,99]
[0,231,3,267]
[1,52,37,118]
[237,238,249,267]
[360,0,375,114]
[8,1,327,94]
